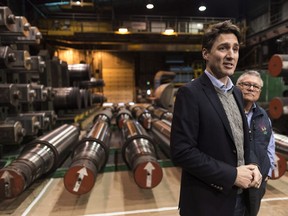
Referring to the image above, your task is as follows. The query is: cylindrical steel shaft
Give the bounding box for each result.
[0,124,79,199]
[152,107,173,123]
[150,119,171,157]
[269,97,288,119]
[128,104,152,130]
[116,107,133,129]
[121,119,163,189]
[268,54,288,77]
[64,109,112,195]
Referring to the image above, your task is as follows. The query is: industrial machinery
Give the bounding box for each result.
[0,6,105,159]
[0,124,80,199]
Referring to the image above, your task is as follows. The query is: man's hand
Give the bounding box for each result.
[247,164,262,188]
[234,165,255,188]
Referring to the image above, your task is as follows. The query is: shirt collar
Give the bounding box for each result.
[205,70,234,93]
[246,103,257,114]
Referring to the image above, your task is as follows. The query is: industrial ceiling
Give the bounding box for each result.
[1,0,245,51]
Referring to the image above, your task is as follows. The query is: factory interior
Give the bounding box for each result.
[1,0,288,215]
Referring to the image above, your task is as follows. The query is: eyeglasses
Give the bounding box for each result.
[238,82,262,92]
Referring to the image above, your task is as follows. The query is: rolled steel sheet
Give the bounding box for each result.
[268,54,288,77]
[154,83,174,109]
[121,119,163,189]
[268,97,288,119]
[64,109,112,195]
[0,124,79,199]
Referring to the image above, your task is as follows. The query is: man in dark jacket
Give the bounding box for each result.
[170,20,262,216]
[236,70,276,216]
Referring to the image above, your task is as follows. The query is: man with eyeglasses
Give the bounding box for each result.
[236,70,276,216]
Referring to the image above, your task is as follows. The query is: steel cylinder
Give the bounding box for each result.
[53,87,81,110]
[116,107,133,129]
[269,97,288,119]
[68,64,92,85]
[80,89,89,109]
[0,124,79,199]
[268,54,288,77]
[152,107,173,123]
[91,93,107,104]
[78,80,105,88]
[121,119,163,189]
[64,109,112,195]
[129,104,152,130]
[151,119,171,157]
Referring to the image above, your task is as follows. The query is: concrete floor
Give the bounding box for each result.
[1,167,288,216]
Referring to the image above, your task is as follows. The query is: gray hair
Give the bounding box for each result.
[236,70,263,87]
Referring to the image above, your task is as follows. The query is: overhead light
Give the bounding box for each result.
[146,3,154,9]
[162,28,175,35]
[117,27,129,34]
[198,5,206,12]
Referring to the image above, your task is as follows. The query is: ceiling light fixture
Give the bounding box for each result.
[198,4,206,12]
[162,28,175,35]
[117,27,129,34]
[146,3,154,9]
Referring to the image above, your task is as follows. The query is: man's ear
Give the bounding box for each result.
[202,48,209,61]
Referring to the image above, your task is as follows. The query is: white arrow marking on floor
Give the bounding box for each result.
[144,162,155,187]
[73,167,88,192]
